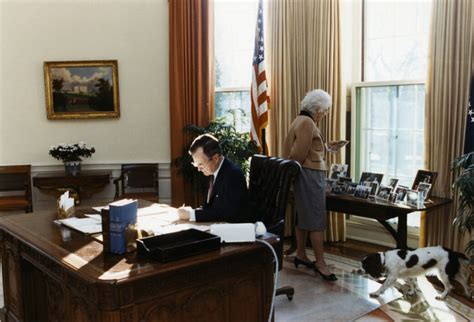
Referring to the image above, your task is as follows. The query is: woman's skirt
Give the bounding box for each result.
[294,167,326,231]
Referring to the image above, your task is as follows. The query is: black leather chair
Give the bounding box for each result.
[113,163,159,203]
[248,154,301,300]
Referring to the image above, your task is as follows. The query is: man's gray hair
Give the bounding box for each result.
[300,89,332,114]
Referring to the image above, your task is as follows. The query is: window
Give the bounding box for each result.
[352,82,425,188]
[363,0,432,82]
[214,0,258,133]
[351,0,432,231]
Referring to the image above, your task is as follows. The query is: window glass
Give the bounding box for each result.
[214,0,258,133]
[364,0,432,81]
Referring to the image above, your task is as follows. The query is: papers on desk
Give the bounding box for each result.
[55,217,102,235]
[87,203,204,236]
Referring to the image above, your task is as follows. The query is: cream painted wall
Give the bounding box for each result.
[0,0,170,166]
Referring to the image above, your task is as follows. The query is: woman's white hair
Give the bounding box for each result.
[300,89,332,114]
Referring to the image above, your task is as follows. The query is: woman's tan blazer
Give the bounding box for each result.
[282,115,327,171]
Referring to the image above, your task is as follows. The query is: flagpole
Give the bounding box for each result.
[261,128,267,156]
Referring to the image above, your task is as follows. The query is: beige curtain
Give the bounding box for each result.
[267,0,345,241]
[424,0,474,251]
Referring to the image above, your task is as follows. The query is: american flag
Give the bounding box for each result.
[250,0,270,152]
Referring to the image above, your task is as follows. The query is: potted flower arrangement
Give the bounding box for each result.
[49,142,96,175]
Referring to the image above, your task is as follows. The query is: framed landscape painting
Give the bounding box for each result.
[44,60,120,119]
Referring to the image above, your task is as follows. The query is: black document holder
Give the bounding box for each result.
[137,229,221,263]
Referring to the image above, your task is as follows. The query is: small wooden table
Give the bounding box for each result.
[32,170,111,203]
[326,194,452,249]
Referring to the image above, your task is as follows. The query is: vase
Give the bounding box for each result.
[64,161,81,176]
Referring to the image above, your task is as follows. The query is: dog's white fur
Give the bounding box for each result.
[362,246,470,300]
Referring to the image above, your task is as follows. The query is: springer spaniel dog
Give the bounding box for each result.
[362,246,470,300]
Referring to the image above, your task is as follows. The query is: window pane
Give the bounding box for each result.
[214,0,258,88]
[215,91,251,133]
[364,0,432,81]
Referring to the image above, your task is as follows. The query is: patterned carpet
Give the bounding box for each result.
[276,252,473,321]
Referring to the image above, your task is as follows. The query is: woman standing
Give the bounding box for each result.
[283,89,347,281]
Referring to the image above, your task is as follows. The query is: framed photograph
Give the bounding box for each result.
[359,172,384,184]
[369,181,379,196]
[417,182,432,200]
[329,164,348,180]
[338,176,352,183]
[331,182,346,195]
[387,178,399,189]
[388,192,398,203]
[346,182,358,195]
[44,60,120,119]
[411,170,437,197]
[354,185,371,199]
[406,190,419,207]
[376,185,392,200]
[394,185,409,202]
[325,179,336,194]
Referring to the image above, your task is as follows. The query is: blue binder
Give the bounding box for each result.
[108,199,138,254]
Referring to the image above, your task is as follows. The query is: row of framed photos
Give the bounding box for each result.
[327,164,437,207]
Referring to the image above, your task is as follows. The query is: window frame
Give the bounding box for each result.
[348,80,425,248]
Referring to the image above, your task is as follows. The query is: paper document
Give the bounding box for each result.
[85,214,102,221]
[55,217,102,234]
[137,204,176,216]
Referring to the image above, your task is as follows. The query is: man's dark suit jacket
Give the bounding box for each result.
[195,158,252,223]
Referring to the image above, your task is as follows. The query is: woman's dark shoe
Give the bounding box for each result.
[314,267,338,281]
[293,257,315,269]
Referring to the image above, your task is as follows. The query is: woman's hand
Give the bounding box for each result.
[326,140,349,153]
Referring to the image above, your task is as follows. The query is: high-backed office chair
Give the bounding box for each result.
[248,154,301,300]
[0,165,33,213]
[113,163,159,203]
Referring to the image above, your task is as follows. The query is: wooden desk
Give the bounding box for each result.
[326,194,452,249]
[0,210,275,322]
[32,170,111,203]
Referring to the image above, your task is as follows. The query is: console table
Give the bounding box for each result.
[32,170,111,203]
[326,194,452,249]
[0,209,275,322]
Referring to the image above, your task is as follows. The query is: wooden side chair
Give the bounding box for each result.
[0,165,33,213]
[113,163,159,203]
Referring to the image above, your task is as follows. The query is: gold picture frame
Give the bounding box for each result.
[44,60,120,119]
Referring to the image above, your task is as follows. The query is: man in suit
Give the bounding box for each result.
[178,134,251,223]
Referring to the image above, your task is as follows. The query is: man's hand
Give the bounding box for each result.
[178,206,192,220]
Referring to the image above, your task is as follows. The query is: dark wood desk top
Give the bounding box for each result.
[0,210,275,284]
[327,194,452,213]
